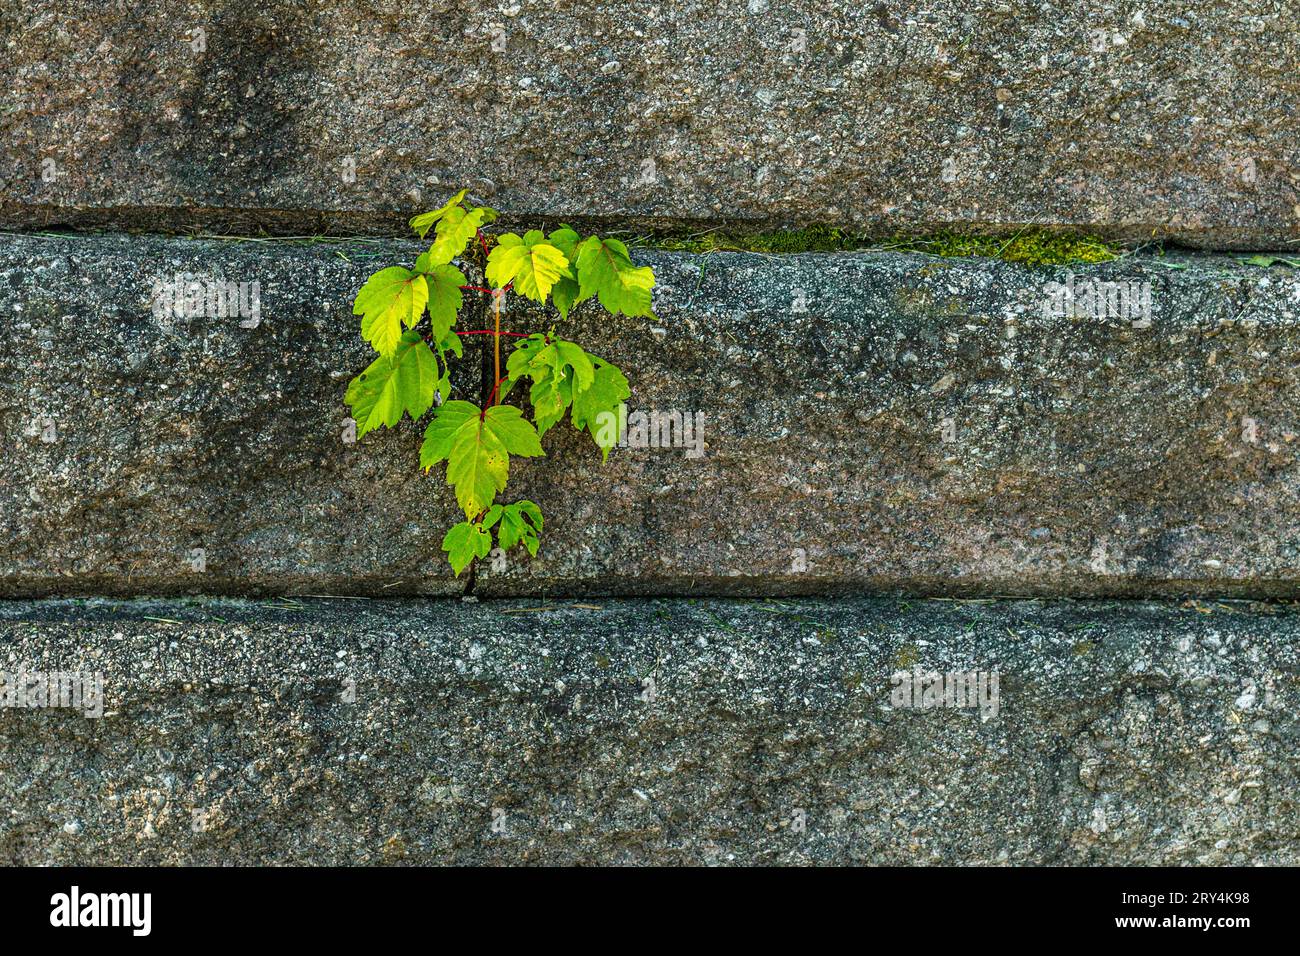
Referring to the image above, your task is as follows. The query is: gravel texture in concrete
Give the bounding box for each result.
[4,234,1300,597]
[2,1,1297,246]
[0,596,1295,864]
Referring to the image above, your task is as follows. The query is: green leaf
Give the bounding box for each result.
[486,231,573,302]
[446,421,508,519]
[354,266,429,356]
[617,264,657,316]
[570,359,631,461]
[494,500,544,556]
[484,403,546,457]
[515,500,543,532]
[409,189,469,239]
[409,189,492,262]
[419,262,466,341]
[500,333,548,402]
[547,227,582,318]
[512,337,595,393]
[427,330,456,402]
[504,335,612,436]
[505,333,549,376]
[441,520,492,576]
[541,340,594,394]
[437,324,463,359]
[429,205,488,264]
[529,370,572,437]
[419,400,478,469]
[345,330,440,437]
[552,278,579,319]
[420,402,544,518]
[547,226,581,261]
[574,236,656,318]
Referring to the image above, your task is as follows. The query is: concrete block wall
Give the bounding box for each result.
[1,0,1297,865]
[2,1,1296,245]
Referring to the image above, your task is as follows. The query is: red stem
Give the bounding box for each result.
[485,373,509,409]
[458,230,518,424]
[464,232,507,542]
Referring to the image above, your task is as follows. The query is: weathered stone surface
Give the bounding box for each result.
[5,234,1300,597]
[1,1,1297,246]
[0,597,1294,865]
[0,235,470,596]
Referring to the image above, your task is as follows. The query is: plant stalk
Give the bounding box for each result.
[492,290,502,406]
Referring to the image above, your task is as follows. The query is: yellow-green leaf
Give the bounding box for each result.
[354,266,428,356]
[485,501,543,556]
[421,402,544,518]
[429,205,488,264]
[419,261,466,341]
[345,330,440,437]
[575,236,656,318]
[486,231,573,302]
[419,400,479,470]
[441,519,492,576]
[571,359,631,461]
[409,189,469,239]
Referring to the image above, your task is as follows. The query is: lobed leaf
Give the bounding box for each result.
[546,227,582,318]
[409,189,469,239]
[415,260,466,341]
[345,330,440,437]
[485,500,544,557]
[429,205,489,264]
[354,266,429,356]
[570,359,631,461]
[574,236,656,318]
[419,400,478,469]
[441,519,492,576]
[420,401,544,518]
[486,231,573,302]
[528,371,572,437]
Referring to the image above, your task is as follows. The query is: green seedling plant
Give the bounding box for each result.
[344,189,656,576]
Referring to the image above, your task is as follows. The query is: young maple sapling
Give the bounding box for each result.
[344,189,657,575]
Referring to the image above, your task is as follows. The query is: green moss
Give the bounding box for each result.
[638,226,1122,266]
[648,224,858,254]
[814,626,840,644]
[894,643,920,669]
[883,231,1120,266]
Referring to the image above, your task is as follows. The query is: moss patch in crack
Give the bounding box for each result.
[636,227,1122,265]
[643,225,860,255]
[886,232,1120,266]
